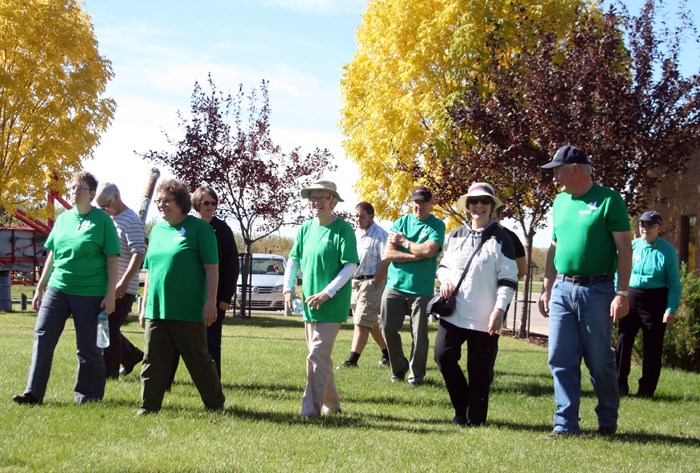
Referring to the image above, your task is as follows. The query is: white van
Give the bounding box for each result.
[236,253,286,311]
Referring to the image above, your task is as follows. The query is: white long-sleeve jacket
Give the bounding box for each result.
[436,221,518,333]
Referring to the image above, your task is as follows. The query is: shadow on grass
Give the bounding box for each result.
[495,369,552,380]
[491,381,553,397]
[222,405,452,434]
[605,431,700,446]
[222,315,302,329]
[623,392,700,403]
[224,380,452,409]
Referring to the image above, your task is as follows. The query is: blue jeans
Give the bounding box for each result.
[548,280,619,434]
[24,287,106,403]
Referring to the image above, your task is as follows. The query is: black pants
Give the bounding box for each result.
[615,287,668,396]
[142,319,224,411]
[168,306,225,388]
[104,293,144,378]
[434,319,498,425]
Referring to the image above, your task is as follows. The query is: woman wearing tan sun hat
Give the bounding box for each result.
[435,182,517,426]
[283,180,359,417]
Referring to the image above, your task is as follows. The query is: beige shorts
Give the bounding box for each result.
[351,279,386,328]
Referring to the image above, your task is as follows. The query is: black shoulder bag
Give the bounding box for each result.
[428,225,495,318]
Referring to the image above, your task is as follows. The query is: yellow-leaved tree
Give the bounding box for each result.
[340,0,586,220]
[0,0,115,220]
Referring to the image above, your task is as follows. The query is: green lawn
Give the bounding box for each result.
[1,311,698,472]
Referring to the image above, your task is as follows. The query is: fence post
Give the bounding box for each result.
[0,270,11,312]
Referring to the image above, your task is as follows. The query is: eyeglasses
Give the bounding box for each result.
[154,198,174,206]
[70,184,90,192]
[639,221,658,228]
[467,197,493,206]
[99,196,114,210]
[309,196,331,202]
[200,200,217,207]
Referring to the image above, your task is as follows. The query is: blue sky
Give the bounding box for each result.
[82,0,366,224]
[81,0,699,246]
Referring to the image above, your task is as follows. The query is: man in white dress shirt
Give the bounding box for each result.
[337,202,390,369]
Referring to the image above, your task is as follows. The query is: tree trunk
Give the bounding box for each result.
[518,231,537,338]
[237,242,253,318]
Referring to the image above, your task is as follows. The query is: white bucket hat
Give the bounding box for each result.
[300,180,344,202]
[457,182,504,212]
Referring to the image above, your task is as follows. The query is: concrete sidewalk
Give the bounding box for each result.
[503,290,549,337]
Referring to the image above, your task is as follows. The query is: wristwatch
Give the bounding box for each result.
[402,240,411,250]
[615,290,629,297]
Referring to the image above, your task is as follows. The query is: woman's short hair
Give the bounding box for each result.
[72,171,98,192]
[192,186,217,212]
[156,179,191,213]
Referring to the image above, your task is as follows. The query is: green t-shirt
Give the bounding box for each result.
[289,217,359,323]
[144,216,219,323]
[552,184,630,276]
[45,207,120,296]
[387,213,445,296]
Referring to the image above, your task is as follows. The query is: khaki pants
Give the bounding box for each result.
[301,322,341,416]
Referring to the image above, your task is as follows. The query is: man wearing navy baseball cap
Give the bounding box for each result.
[381,185,445,387]
[538,145,633,438]
[540,144,590,168]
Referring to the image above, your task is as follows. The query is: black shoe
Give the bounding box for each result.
[12,393,41,405]
[408,379,423,387]
[336,359,358,369]
[451,415,469,427]
[377,356,389,367]
[597,426,617,436]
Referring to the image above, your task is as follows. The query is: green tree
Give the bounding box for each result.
[426,1,700,336]
[0,0,116,220]
[340,0,585,219]
[142,75,335,317]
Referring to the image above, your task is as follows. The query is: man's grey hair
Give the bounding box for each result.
[578,164,593,176]
[567,163,593,176]
[96,182,120,201]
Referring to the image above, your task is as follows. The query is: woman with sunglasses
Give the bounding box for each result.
[434,182,518,426]
[13,171,120,405]
[167,186,239,385]
[615,211,682,398]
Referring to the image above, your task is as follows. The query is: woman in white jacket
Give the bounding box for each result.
[434,182,518,426]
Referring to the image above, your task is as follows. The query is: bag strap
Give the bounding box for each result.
[451,223,498,295]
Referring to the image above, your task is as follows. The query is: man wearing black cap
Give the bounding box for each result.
[538,145,632,437]
[380,186,445,387]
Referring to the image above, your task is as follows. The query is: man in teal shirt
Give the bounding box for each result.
[381,186,445,386]
[615,211,682,397]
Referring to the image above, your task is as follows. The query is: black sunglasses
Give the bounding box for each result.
[201,200,217,207]
[467,196,492,206]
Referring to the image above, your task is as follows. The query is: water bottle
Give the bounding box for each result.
[292,297,303,316]
[96,311,110,349]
